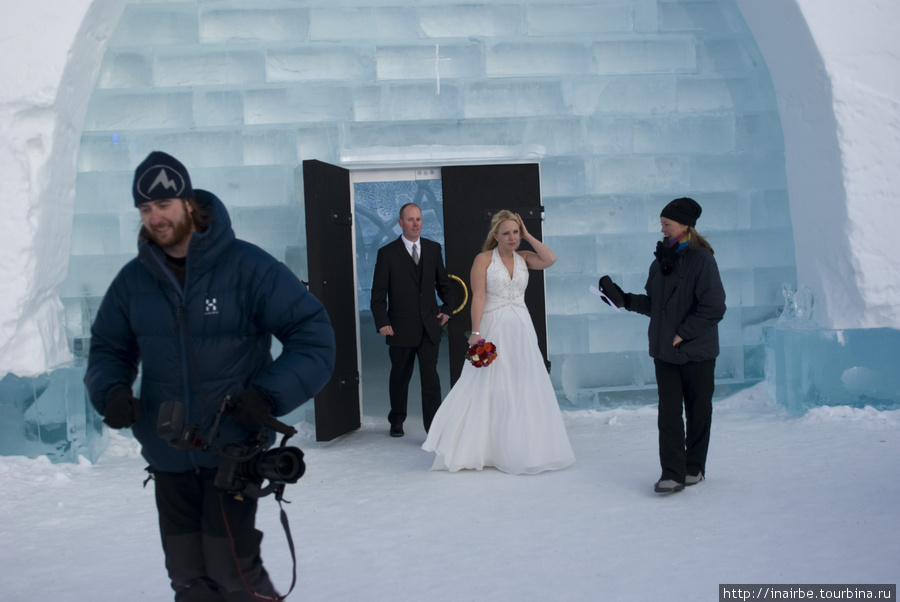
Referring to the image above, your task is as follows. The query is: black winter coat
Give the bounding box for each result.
[84,190,335,472]
[628,245,726,364]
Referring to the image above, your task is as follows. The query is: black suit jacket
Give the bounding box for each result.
[370,237,454,347]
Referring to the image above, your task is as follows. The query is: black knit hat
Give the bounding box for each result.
[132,151,193,206]
[660,197,702,227]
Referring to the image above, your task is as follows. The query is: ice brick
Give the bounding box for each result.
[571,76,676,116]
[82,92,193,132]
[155,50,266,87]
[486,43,589,78]
[376,43,484,81]
[593,37,696,75]
[267,46,374,83]
[419,5,523,38]
[199,7,309,43]
[109,3,199,48]
[526,4,631,36]
[310,7,417,42]
[97,51,152,89]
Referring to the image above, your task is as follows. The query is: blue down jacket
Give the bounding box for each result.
[85,190,335,472]
[628,245,726,365]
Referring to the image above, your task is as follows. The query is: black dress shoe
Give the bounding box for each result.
[390,425,404,437]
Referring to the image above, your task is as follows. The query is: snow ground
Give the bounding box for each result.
[1,383,898,601]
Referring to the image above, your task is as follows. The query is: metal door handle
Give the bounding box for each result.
[448,274,469,314]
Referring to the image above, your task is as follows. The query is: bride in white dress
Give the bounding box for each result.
[422,210,575,474]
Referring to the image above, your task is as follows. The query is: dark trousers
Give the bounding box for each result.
[654,358,715,483]
[388,333,442,431]
[154,469,279,602]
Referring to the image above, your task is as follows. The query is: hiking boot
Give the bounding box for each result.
[685,472,704,486]
[654,479,685,494]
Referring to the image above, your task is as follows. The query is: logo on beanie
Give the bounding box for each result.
[135,165,186,201]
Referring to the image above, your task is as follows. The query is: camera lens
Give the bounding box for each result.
[252,447,305,484]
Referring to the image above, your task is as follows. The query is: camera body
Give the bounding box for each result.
[157,400,203,450]
[156,396,305,498]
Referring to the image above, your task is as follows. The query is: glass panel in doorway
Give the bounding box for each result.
[354,169,445,312]
[351,168,449,430]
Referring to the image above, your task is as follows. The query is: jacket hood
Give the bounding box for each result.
[137,189,236,282]
[184,189,236,277]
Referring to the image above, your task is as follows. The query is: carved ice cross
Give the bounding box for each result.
[433,44,452,94]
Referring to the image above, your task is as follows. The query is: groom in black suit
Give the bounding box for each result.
[371,203,454,437]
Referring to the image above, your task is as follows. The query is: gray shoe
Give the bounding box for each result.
[654,479,685,493]
[685,472,704,486]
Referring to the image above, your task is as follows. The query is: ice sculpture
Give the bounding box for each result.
[0,364,107,463]
[765,285,900,414]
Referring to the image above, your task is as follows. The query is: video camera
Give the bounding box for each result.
[157,396,305,499]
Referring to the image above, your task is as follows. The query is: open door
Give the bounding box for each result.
[441,164,548,386]
[302,160,361,441]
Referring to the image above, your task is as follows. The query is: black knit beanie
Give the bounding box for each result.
[660,197,702,227]
[132,151,193,206]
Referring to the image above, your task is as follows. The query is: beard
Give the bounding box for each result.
[143,208,194,252]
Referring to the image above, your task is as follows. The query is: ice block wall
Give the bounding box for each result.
[65,0,792,411]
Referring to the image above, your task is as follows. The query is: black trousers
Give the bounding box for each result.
[654,358,715,484]
[388,333,442,431]
[154,469,279,602]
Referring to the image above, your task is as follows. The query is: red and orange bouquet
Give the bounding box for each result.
[466,338,498,368]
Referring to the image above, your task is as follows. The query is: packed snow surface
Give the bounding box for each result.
[1,383,898,601]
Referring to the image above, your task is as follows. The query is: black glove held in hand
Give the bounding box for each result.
[231,388,272,432]
[104,387,141,429]
[599,275,631,310]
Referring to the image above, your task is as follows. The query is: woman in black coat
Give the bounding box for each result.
[601,197,726,493]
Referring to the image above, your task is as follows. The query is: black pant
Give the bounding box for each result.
[388,333,442,431]
[154,469,279,601]
[654,358,715,483]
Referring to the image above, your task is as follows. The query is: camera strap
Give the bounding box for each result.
[178,297,299,599]
[220,494,297,602]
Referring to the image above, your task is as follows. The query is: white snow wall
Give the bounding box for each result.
[0,0,898,379]
[0,0,125,379]
[734,0,900,329]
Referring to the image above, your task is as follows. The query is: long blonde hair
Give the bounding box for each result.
[687,227,714,255]
[482,210,522,252]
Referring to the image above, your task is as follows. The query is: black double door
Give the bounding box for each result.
[303,160,547,442]
[302,160,360,442]
[441,164,549,385]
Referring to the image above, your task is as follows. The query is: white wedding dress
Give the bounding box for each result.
[422,248,575,474]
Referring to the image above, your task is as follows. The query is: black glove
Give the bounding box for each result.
[654,241,675,275]
[599,275,631,310]
[104,387,141,429]
[230,388,272,432]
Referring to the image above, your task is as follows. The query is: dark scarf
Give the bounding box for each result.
[654,233,690,275]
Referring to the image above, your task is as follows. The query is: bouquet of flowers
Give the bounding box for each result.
[466,338,498,368]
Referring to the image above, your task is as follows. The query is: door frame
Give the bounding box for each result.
[304,160,547,439]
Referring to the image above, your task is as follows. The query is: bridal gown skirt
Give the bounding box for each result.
[422,302,575,475]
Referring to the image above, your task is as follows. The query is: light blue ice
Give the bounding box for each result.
[3,0,897,463]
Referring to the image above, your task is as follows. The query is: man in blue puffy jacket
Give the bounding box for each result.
[85,151,335,601]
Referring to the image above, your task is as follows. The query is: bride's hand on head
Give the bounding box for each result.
[515,213,530,239]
